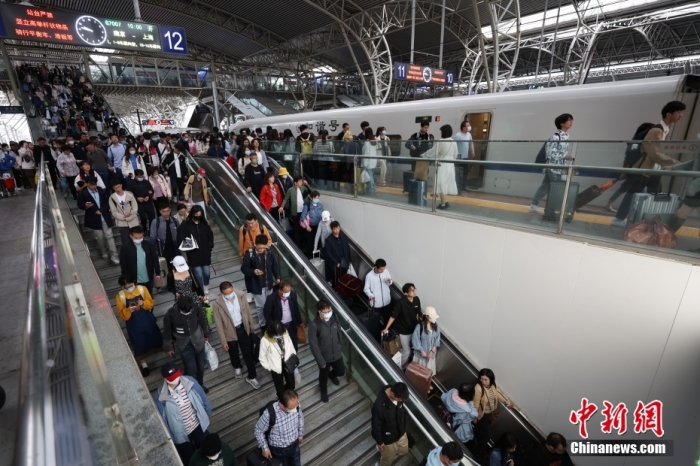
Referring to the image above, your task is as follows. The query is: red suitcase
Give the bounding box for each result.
[405,362,432,398]
[3,177,15,191]
[335,274,363,300]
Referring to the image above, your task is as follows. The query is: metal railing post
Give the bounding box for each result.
[353,156,358,198]
[557,162,575,234]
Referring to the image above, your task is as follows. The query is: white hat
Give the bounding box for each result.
[321,210,331,222]
[424,307,439,320]
[172,255,189,273]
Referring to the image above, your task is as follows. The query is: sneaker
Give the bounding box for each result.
[529,204,543,213]
[444,202,450,208]
[610,218,627,228]
[11,192,17,196]
[109,255,120,265]
[330,376,340,386]
[101,253,109,260]
[234,368,243,379]
[140,366,150,377]
[246,378,261,389]
[204,286,209,295]
[604,203,617,213]
[320,391,329,402]
[436,204,446,210]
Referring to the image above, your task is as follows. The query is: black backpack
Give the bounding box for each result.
[534,133,561,164]
[624,123,662,167]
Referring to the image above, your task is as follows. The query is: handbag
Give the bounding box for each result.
[299,211,310,229]
[297,324,307,345]
[284,353,300,374]
[382,330,402,356]
[489,408,501,421]
[179,235,198,251]
[279,211,292,232]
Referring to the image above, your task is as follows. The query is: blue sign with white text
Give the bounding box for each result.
[160,26,187,55]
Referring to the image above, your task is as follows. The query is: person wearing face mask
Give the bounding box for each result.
[184,167,210,219]
[276,166,294,196]
[244,148,266,198]
[110,178,140,248]
[375,127,390,187]
[119,225,162,295]
[121,144,147,188]
[253,389,304,465]
[420,441,464,466]
[371,382,411,466]
[189,433,237,466]
[383,283,421,369]
[206,140,228,159]
[177,206,214,295]
[489,432,518,466]
[115,274,161,377]
[259,320,297,400]
[453,120,475,193]
[260,172,284,222]
[241,235,281,332]
[85,141,111,186]
[263,281,303,351]
[312,210,333,254]
[237,139,252,176]
[211,281,261,390]
[186,133,198,157]
[411,307,441,376]
[307,300,345,403]
[299,191,324,257]
[78,176,119,264]
[107,134,126,184]
[129,169,156,233]
[163,296,210,392]
[153,361,212,465]
[163,145,188,203]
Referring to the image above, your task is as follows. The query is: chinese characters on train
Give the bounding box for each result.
[570,398,664,438]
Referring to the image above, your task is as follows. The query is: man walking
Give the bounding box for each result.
[149,204,180,268]
[529,113,574,213]
[307,300,345,403]
[372,382,411,466]
[119,225,161,294]
[211,281,261,390]
[107,134,125,183]
[78,176,119,265]
[163,296,210,393]
[263,281,304,351]
[382,283,421,369]
[363,258,393,323]
[241,235,281,333]
[254,389,304,466]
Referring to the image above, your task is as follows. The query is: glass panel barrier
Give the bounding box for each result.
[187,155,479,465]
[256,139,700,261]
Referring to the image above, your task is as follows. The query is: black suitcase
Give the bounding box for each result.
[247,449,283,466]
[575,185,602,211]
[403,170,414,193]
[357,308,382,344]
[454,165,465,193]
[408,179,428,207]
[544,181,579,222]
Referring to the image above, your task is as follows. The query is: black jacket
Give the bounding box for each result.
[371,385,407,445]
[129,179,155,210]
[263,289,302,327]
[322,232,352,279]
[176,220,214,267]
[162,302,209,353]
[307,315,343,368]
[241,248,280,295]
[162,150,188,179]
[244,163,266,197]
[77,186,114,229]
[405,131,434,158]
[119,240,161,283]
[391,296,422,335]
[33,144,52,166]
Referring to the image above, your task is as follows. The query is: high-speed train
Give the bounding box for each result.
[229,75,700,200]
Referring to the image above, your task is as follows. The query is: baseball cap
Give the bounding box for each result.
[321,210,331,222]
[161,362,181,381]
[172,255,189,273]
[197,167,206,176]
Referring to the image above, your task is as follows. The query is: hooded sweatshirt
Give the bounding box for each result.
[313,215,333,251]
[441,388,478,443]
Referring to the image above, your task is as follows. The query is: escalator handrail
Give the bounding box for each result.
[188,155,478,464]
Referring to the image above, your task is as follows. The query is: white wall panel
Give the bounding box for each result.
[360,202,402,270]
[488,231,584,429]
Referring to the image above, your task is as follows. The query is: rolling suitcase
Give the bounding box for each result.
[544,181,579,222]
[405,361,432,398]
[403,170,415,193]
[247,449,283,466]
[454,165,465,193]
[335,273,363,300]
[408,179,428,207]
[310,251,325,277]
[357,306,382,344]
[3,176,15,191]
[575,185,602,211]
[627,192,681,224]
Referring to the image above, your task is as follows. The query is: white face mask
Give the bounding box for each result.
[282,174,288,179]
[250,158,258,164]
[206,452,221,460]
[132,238,143,245]
[321,310,333,320]
[167,376,181,386]
[196,175,203,180]
[224,293,235,300]
[282,291,291,298]
[391,399,398,405]
[125,285,135,293]
[245,150,251,155]
[129,150,136,155]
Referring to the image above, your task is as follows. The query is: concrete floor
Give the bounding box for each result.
[0,189,36,465]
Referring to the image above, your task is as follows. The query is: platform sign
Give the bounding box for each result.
[395,62,454,86]
[0,3,187,55]
[159,26,187,55]
[0,106,25,114]
[142,119,176,126]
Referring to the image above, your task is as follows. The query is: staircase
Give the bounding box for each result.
[67,196,414,466]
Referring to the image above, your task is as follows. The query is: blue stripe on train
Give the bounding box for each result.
[483,163,619,179]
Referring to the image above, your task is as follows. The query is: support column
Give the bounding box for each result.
[0,40,21,104]
[132,0,142,22]
[211,61,221,129]
[410,0,416,63]
[439,0,446,69]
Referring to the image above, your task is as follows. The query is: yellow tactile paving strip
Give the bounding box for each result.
[373,185,700,238]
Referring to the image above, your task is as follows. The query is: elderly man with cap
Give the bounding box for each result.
[153,361,212,465]
[184,167,210,219]
[189,433,237,466]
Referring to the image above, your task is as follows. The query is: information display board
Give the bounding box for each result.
[0,3,187,55]
[395,62,454,86]
[142,119,176,126]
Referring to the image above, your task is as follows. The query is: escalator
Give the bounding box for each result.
[66,155,461,465]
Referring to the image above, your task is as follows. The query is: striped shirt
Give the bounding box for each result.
[254,402,305,451]
[169,384,200,435]
[483,386,497,414]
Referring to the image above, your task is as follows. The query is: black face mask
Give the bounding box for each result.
[193,215,202,221]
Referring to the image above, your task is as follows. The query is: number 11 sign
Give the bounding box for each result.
[160,26,187,55]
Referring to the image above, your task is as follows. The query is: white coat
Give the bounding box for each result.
[362,141,378,170]
[259,332,297,375]
[423,137,458,195]
[121,154,148,179]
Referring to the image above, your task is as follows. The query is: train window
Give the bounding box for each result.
[387,135,403,156]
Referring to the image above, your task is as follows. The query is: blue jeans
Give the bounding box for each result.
[270,441,301,466]
[192,265,211,290]
[95,169,110,188]
[180,342,206,387]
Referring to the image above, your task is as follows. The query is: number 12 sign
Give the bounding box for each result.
[160,26,187,55]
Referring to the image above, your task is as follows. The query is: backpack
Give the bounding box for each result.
[258,400,298,442]
[440,407,456,431]
[300,135,313,154]
[535,133,561,164]
[624,124,662,167]
[118,286,145,307]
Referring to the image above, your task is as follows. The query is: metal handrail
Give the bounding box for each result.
[16,168,55,466]
[189,155,475,463]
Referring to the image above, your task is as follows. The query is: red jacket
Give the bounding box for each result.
[226,155,236,169]
[259,183,282,211]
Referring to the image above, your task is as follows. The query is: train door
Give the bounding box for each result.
[463,111,492,189]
